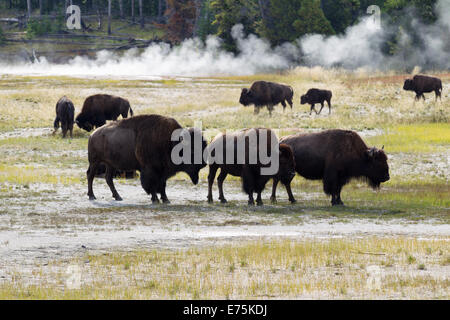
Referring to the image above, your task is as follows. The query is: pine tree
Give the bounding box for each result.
[293,0,335,36]
[211,0,260,51]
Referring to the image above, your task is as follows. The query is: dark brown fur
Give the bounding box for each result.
[87,114,207,203]
[207,128,296,206]
[76,94,134,132]
[53,96,75,138]
[300,88,333,115]
[403,75,442,101]
[270,129,390,206]
[239,81,294,116]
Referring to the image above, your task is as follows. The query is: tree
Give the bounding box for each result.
[139,0,144,29]
[211,0,260,51]
[164,0,197,43]
[293,0,335,37]
[108,0,112,34]
[321,0,360,34]
[27,0,31,18]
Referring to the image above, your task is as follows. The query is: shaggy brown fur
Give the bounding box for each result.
[239,81,294,116]
[53,96,75,138]
[87,114,206,203]
[76,94,133,132]
[271,129,390,206]
[207,128,296,206]
[403,75,442,101]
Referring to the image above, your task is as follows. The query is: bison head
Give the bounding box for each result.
[239,88,253,106]
[300,94,308,105]
[75,114,93,132]
[403,79,414,91]
[173,128,207,185]
[364,146,390,189]
[277,144,296,185]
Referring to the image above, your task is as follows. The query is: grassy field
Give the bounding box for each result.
[1,238,448,299]
[0,68,448,299]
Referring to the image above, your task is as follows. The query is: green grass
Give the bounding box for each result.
[366,123,450,153]
[0,238,448,299]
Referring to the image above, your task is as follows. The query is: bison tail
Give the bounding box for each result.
[129,107,134,117]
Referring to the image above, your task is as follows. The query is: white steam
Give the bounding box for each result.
[0,0,449,77]
[0,24,294,78]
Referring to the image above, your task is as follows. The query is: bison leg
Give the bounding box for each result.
[255,192,263,206]
[52,117,60,135]
[267,104,274,117]
[287,98,293,110]
[253,106,260,115]
[310,104,317,115]
[242,167,255,205]
[69,123,73,138]
[270,178,279,204]
[284,182,296,203]
[140,168,160,204]
[105,166,122,201]
[327,100,332,114]
[217,169,228,204]
[158,180,170,204]
[435,90,441,101]
[61,122,68,138]
[281,101,287,112]
[318,102,325,115]
[207,165,218,203]
[87,163,100,200]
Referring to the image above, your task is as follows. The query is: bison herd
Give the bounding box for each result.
[50,74,444,206]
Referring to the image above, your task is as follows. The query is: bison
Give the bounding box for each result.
[270,129,390,206]
[300,88,333,115]
[76,94,133,132]
[206,128,296,206]
[87,114,207,203]
[52,96,75,138]
[239,81,294,116]
[403,75,442,101]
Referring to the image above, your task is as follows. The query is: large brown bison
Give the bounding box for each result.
[403,75,442,101]
[52,96,75,138]
[87,114,207,203]
[270,130,390,206]
[76,94,133,132]
[239,81,294,116]
[300,88,333,115]
[206,128,296,206]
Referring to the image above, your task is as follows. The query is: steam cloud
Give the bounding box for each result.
[0,0,448,77]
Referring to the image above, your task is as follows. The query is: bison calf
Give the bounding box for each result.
[87,114,207,203]
[76,94,133,132]
[53,96,75,138]
[239,81,294,116]
[300,88,332,115]
[403,75,442,101]
[271,130,390,206]
[206,128,296,206]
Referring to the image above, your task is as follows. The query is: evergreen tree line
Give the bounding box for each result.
[0,0,442,54]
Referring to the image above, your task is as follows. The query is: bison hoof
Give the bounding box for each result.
[256,201,263,206]
[88,195,96,201]
[332,202,344,206]
[289,198,297,204]
[248,201,255,206]
[162,198,170,204]
[114,196,123,201]
[219,198,227,204]
[207,197,213,203]
[270,197,277,204]
[152,199,160,204]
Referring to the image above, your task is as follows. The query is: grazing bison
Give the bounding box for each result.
[300,88,333,115]
[206,128,296,206]
[87,114,207,203]
[76,94,133,132]
[239,81,294,116]
[52,96,75,138]
[403,75,442,101]
[270,130,390,206]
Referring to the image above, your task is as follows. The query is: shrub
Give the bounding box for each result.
[26,17,63,39]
